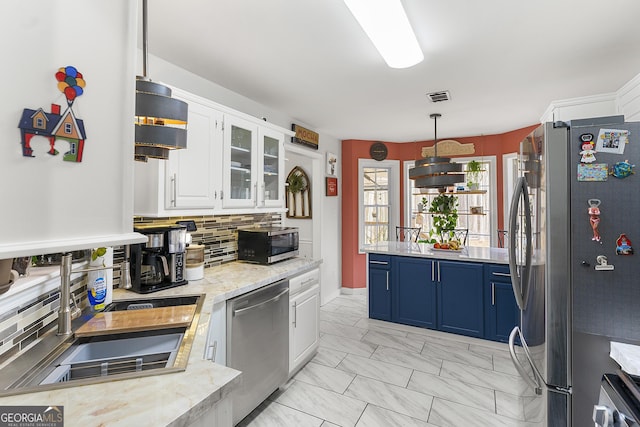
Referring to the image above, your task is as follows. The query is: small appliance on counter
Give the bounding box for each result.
[237,227,299,265]
[130,224,188,293]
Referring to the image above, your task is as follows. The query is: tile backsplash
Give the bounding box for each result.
[0,212,281,366]
[132,212,282,267]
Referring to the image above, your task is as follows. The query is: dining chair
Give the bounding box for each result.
[497,229,508,248]
[441,228,469,245]
[395,226,421,242]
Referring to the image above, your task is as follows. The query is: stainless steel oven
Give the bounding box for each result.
[594,372,640,426]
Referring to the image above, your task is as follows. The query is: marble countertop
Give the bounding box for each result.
[610,341,640,376]
[361,241,509,264]
[0,257,321,426]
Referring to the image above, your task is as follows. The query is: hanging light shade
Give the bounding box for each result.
[134,0,188,162]
[409,113,463,188]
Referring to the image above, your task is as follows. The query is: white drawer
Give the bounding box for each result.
[289,268,320,296]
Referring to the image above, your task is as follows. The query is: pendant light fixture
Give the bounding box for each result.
[409,113,463,189]
[134,0,188,162]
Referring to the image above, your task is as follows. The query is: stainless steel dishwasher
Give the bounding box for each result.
[226,279,289,425]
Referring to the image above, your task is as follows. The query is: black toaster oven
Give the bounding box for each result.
[237,227,299,264]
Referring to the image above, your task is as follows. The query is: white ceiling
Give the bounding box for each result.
[146,0,640,142]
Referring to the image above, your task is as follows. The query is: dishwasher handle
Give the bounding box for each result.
[232,288,289,316]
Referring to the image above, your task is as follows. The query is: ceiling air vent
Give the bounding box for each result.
[426,91,451,103]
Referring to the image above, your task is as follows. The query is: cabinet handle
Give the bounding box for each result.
[385,271,389,291]
[171,173,177,207]
[492,272,510,277]
[254,182,258,206]
[491,282,495,306]
[261,182,266,205]
[437,262,441,283]
[220,190,224,200]
[370,260,388,265]
[293,301,297,327]
[207,340,217,362]
[431,262,435,282]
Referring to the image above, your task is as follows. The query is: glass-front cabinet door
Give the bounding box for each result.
[259,128,284,208]
[223,115,258,208]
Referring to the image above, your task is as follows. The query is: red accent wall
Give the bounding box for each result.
[340,124,539,290]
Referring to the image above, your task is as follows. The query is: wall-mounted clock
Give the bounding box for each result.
[370,142,388,161]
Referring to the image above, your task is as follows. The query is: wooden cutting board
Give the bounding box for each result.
[75,305,197,337]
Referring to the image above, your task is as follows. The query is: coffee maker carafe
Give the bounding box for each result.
[130,225,188,293]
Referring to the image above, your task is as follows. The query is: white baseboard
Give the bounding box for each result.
[340,287,366,296]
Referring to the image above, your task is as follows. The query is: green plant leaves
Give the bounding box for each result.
[91,247,107,261]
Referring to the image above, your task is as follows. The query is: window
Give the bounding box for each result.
[359,159,400,249]
[35,117,44,128]
[64,123,72,134]
[404,156,498,247]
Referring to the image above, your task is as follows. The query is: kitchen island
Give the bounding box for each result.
[0,257,320,427]
[362,242,515,343]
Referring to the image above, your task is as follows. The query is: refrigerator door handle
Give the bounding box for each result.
[509,326,572,396]
[508,326,542,395]
[508,177,532,310]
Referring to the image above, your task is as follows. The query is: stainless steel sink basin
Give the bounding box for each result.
[103,295,200,312]
[0,294,204,396]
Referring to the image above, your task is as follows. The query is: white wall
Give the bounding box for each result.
[143,54,342,304]
[0,1,139,258]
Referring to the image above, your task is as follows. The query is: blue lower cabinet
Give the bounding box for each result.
[368,255,392,321]
[437,261,484,338]
[392,257,436,328]
[484,264,519,342]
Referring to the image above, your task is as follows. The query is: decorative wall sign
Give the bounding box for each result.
[326,152,337,175]
[421,139,475,157]
[369,142,388,161]
[326,177,338,196]
[291,124,319,150]
[17,66,87,162]
[596,128,629,154]
[577,163,608,181]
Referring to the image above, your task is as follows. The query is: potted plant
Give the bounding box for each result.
[466,160,483,190]
[424,193,459,243]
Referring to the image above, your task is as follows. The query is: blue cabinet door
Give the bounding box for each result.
[437,261,484,338]
[485,280,520,343]
[392,256,436,328]
[369,255,392,321]
[484,264,519,342]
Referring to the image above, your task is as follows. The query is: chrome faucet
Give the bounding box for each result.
[58,252,132,336]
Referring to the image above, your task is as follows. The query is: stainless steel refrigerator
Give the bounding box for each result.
[507,116,640,426]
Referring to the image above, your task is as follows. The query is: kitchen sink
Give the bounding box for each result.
[103,295,200,312]
[0,294,205,396]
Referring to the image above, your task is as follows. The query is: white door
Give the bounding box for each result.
[289,285,320,375]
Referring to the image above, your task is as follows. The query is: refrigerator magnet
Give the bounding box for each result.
[596,129,629,154]
[616,234,634,255]
[610,160,635,179]
[588,199,601,242]
[577,163,608,181]
[579,134,596,163]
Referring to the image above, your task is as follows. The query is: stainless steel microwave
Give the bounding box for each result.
[237,227,299,264]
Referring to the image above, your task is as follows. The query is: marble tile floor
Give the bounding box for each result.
[238,294,542,427]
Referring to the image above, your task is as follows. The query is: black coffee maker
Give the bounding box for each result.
[130,225,188,293]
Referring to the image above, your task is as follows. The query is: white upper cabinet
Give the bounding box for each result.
[166,91,222,210]
[222,115,259,209]
[134,87,289,217]
[259,128,285,208]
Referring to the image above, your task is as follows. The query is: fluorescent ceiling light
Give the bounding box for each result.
[343,0,424,69]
